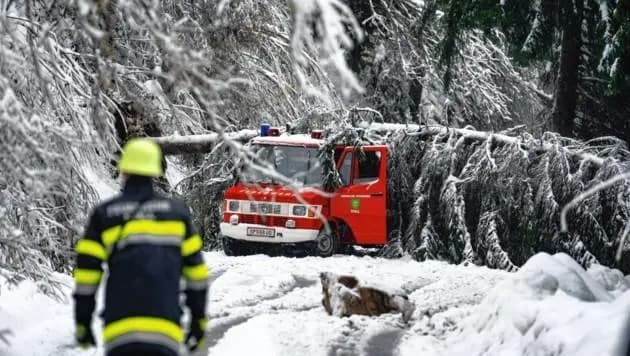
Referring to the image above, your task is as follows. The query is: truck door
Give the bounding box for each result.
[331,146,388,245]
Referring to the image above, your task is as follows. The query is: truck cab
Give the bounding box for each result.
[220,127,388,256]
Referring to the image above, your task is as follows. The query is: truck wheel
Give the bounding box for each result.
[222,236,246,256]
[315,228,338,257]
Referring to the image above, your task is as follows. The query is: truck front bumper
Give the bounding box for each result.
[220,222,319,244]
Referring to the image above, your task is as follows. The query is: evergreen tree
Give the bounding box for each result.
[436,0,630,142]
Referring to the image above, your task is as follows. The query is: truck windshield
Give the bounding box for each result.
[241,145,323,186]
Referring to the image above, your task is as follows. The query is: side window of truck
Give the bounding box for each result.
[354,151,381,184]
[339,153,352,185]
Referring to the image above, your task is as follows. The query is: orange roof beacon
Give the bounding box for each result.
[220,125,388,257]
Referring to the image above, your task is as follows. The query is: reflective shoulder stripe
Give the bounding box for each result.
[183,264,209,281]
[181,234,203,257]
[74,268,103,285]
[103,317,183,343]
[102,220,186,249]
[75,239,107,261]
[124,220,186,237]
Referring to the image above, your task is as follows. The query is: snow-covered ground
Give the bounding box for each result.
[1,251,629,356]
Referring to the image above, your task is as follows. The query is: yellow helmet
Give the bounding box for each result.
[117,138,163,177]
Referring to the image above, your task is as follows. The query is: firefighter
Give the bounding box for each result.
[72,138,209,356]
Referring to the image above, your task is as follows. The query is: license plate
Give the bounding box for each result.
[246,227,275,238]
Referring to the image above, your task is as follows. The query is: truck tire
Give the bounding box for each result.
[222,236,247,256]
[314,228,338,257]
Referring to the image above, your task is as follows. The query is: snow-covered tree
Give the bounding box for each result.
[342,0,548,132]
[0,0,364,284]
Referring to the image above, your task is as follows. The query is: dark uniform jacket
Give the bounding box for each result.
[73,176,209,356]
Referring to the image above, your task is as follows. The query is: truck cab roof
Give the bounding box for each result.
[251,134,324,147]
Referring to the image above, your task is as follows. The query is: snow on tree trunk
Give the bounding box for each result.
[152,130,259,155]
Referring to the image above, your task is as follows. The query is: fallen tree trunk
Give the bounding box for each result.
[151,130,258,155]
[364,123,606,167]
[152,123,609,168]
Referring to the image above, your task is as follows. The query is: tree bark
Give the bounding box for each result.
[152,130,258,155]
[344,0,379,76]
[551,0,582,137]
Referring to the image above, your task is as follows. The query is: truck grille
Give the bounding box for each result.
[248,202,282,215]
[240,215,258,225]
[274,217,288,227]
[238,214,288,227]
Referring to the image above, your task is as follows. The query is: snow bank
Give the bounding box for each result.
[519,252,614,302]
[434,252,630,356]
[587,263,630,297]
[0,272,102,356]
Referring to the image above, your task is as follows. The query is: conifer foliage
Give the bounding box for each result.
[336,124,630,273]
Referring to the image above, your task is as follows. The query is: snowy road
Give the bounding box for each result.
[0,253,508,356]
[205,253,507,356]
[2,251,629,356]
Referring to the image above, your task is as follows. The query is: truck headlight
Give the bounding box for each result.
[285,219,296,229]
[228,201,240,212]
[229,214,239,225]
[292,205,306,216]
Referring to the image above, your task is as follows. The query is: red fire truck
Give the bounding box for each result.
[220,126,388,256]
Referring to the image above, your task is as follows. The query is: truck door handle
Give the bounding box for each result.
[371,193,384,197]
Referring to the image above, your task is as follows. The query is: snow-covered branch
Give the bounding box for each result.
[290,0,364,97]
[560,172,630,232]
[153,130,258,155]
[365,122,607,166]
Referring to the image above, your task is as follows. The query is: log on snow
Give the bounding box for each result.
[151,130,258,155]
[320,272,415,322]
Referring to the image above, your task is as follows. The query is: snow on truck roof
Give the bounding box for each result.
[251,134,324,147]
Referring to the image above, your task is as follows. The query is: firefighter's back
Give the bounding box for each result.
[97,180,191,355]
